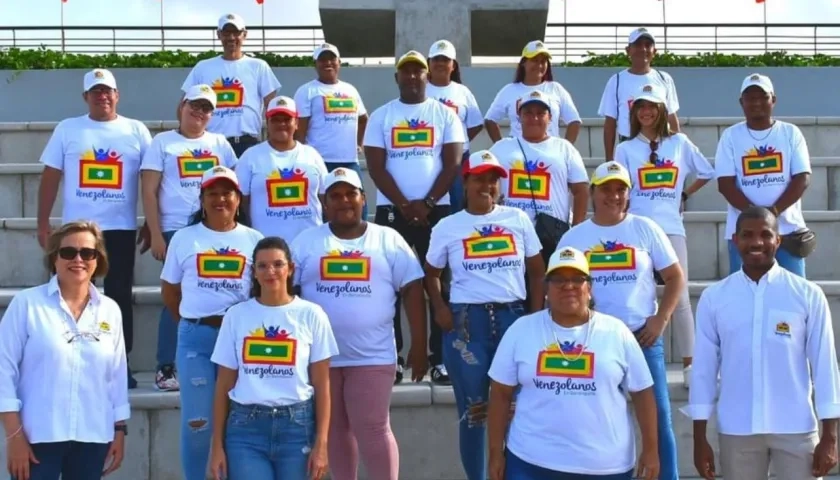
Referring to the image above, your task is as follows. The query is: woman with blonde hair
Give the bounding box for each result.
[614,83,714,387]
[0,221,129,480]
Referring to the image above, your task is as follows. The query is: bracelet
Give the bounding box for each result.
[5,425,22,440]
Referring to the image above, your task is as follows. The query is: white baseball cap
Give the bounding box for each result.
[266,96,297,118]
[546,247,590,276]
[740,73,774,95]
[83,69,117,92]
[591,161,632,188]
[313,42,340,60]
[521,40,551,59]
[218,13,246,31]
[183,84,217,109]
[428,39,456,60]
[462,150,508,178]
[628,27,656,45]
[396,50,429,70]
[201,165,240,190]
[632,84,666,105]
[518,90,552,112]
[323,167,364,193]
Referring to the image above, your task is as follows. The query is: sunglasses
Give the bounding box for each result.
[58,247,98,261]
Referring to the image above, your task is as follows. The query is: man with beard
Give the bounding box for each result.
[685,206,840,480]
[180,13,281,156]
[363,50,465,385]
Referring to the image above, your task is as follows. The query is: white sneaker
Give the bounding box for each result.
[683,365,692,389]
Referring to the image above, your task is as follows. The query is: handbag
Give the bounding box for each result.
[780,228,817,258]
[515,138,570,249]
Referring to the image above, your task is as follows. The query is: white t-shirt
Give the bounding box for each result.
[714,121,811,237]
[488,310,653,475]
[181,56,282,138]
[140,130,238,232]
[615,133,715,237]
[558,214,678,331]
[425,82,483,153]
[291,223,424,367]
[211,297,338,406]
[39,115,152,230]
[293,79,367,164]
[363,98,466,206]
[597,69,680,138]
[484,82,581,138]
[160,223,264,318]
[427,206,541,304]
[235,142,329,242]
[490,136,589,223]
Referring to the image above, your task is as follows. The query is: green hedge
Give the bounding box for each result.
[0,47,838,69]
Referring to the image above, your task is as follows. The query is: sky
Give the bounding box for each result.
[0,0,838,63]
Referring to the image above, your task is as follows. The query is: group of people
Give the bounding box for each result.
[0,10,836,480]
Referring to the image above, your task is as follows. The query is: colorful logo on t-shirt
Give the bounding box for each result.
[79,147,123,190]
[196,247,246,279]
[265,168,309,208]
[212,77,244,108]
[319,249,371,281]
[323,92,357,114]
[638,157,678,190]
[775,321,791,337]
[742,145,783,176]
[462,225,517,259]
[391,119,434,149]
[537,342,594,378]
[437,98,459,113]
[242,326,297,365]
[508,160,550,201]
[177,149,219,179]
[585,241,636,271]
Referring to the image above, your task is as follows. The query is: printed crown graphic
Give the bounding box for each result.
[642,85,653,92]
[470,225,505,238]
[187,148,214,158]
[199,85,212,94]
[202,246,240,255]
[213,77,241,88]
[327,249,364,258]
[268,167,306,179]
[250,325,290,338]
[437,41,447,49]
[607,163,622,173]
[559,248,576,259]
[85,147,122,162]
[94,70,105,78]
[750,74,761,81]
[647,156,674,167]
[511,159,548,173]
[334,168,347,177]
[591,240,628,252]
[397,118,429,129]
[748,145,776,156]
[481,152,493,162]
[529,91,543,98]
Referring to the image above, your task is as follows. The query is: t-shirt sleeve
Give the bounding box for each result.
[425,222,449,269]
[484,85,510,123]
[645,218,679,271]
[566,143,589,184]
[310,149,329,194]
[464,89,484,129]
[39,122,66,170]
[388,229,425,290]
[140,135,164,172]
[220,137,238,169]
[160,231,184,284]
[234,152,253,196]
[487,321,520,387]
[520,211,542,258]
[309,305,339,363]
[362,107,386,149]
[597,74,619,119]
[443,107,466,144]
[137,123,153,157]
[553,83,582,125]
[258,60,282,99]
[210,309,240,370]
[661,71,680,114]
[789,125,812,176]
[293,85,312,118]
[680,135,714,180]
[354,87,368,116]
[289,232,306,287]
[714,128,738,178]
[181,65,200,92]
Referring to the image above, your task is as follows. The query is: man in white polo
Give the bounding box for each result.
[181,13,282,157]
[686,206,840,480]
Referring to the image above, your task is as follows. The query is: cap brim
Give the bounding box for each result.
[266,108,298,118]
[326,179,363,192]
[522,50,552,60]
[85,80,117,91]
[518,99,551,112]
[429,51,456,60]
[546,263,589,277]
[396,58,428,70]
[633,94,664,105]
[741,82,773,94]
[592,175,631,187]
[219,21,245,30]
[465,164,508,178]
[315,48,339,59]
[201,176,240,190]
[630,33,656,44]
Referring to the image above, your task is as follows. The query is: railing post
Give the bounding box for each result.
[112,28,116,53]
[764,24,768,51]
[814,26,818,56]
[663,24,667,52]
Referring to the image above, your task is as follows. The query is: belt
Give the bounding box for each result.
[226,135,259,144]
[182,315,224,328]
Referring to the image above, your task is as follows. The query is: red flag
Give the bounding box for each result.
[61,0,67,3]
[756,0,765,2]
[256,0,264,3]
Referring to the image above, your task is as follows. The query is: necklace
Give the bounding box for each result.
[745,120,776,142]
[544,309,595,364]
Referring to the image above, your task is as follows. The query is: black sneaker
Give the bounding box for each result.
[394,357,404,385]
[430,364,450,385]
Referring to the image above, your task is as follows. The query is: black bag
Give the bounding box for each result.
[780,228,817,258]
[515,138,570,249]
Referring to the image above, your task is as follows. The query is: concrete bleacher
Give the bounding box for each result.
[1,116,839,479]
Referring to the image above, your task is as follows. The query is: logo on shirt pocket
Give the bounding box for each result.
[767,309,804,343]
[774,321,791,337]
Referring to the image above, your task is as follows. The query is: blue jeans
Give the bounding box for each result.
[325,162,368,219]
[156,229,178,370]
[176,320,220,480]
[638,334,679,480]
[727,239,805,277]
[442,301,526,480]
[13,441,110,480]
[448,151,469,214]
[225,399,315,480]
[505,449,633,480]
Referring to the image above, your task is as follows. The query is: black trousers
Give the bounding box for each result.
[374,204,449,366]
[102,230,137,354]
[226,134,261,157]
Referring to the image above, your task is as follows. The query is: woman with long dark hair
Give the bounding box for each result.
[484,40,582,143]
[209,236,337,480]
[160,166,263,480]
[425,39,484,213]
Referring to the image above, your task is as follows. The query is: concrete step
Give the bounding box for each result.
[0,366,836,480]
[1,211,838,291]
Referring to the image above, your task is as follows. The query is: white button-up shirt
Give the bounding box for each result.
[0,276,130,443]
[683,264,840,435]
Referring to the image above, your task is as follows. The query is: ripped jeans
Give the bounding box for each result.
[442,301,526,480]
[176,320,220,480]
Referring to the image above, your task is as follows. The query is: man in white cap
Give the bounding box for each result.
[180,13,282,157]
[293,43,369,219]
[598,27,681,161]
[37,68,153,389]
[714,73,813,277]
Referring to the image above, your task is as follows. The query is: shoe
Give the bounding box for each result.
[683,365,692,389]
[394,357,404,385]
[155,365,180,392]
[430,364,450,385]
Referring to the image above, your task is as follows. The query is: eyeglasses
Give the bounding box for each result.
[63,331,101,344]
[58,247,98,261]
[188,101,214,114]
[546,276,589,286]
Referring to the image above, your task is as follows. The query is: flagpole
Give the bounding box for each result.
[60,0,65,52]
[261,3,266,52]
[160,0,164,50]
[763,0,768,50]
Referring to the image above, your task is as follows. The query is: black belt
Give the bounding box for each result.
[182,315,224,328]
[226,135,260,144]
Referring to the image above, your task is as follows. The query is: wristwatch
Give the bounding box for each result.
[681,192,689,202]
[423,196,437,210]
[115,424,128,436]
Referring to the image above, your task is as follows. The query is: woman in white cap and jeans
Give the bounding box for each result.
[425,150,545,480]
[141,83,238,392]
[557,161,685,480]
[615,83,714,387]
[160,166,263,480]
[484,40,582,144]
[425,39,484,213]
[487,246,659,480]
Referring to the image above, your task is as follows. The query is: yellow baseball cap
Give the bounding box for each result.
[591,161,632,188]
[546,247,590,276]
[521,40,552,59]
[396,50,429,70]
